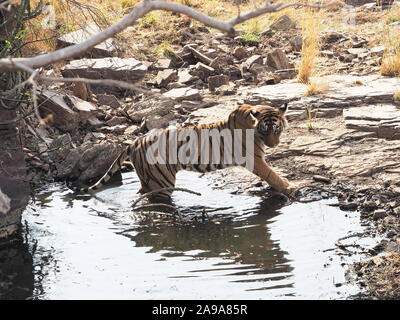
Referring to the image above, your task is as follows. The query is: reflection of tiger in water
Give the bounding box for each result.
[77,104,295,201]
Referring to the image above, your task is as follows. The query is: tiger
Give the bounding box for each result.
[76,104,296,201]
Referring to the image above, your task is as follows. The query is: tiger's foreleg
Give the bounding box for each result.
[252,158,296,198]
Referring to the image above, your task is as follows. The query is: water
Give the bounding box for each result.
[2,171,376,299]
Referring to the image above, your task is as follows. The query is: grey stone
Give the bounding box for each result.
[145,113,176,130]
[155,69,178,87]
[61,57,148,82]
[125,98,175,122]
[266,49,292,70]
[246,75,400,107]
[96,94,121,109]
[178,69,198,84]
[186,46,213,65]
[373,209,387,220]
[233,47,248,60]
[163,87,202,101]
[0,188,10,215]
[124,125,140,136]
[208,75,230,91]
[270,15,296,31]
[244,55,263,69]
[105,116,127,126]
[56,143,122,182]
[154,58,173,69]
[290,35,303,52]
[57,24,116,58]
[38,90,80,131]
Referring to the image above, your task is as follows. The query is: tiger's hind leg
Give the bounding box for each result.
[136,164,177,203]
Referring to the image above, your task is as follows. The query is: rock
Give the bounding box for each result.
[244,55,263,69]
[269,15,296,31]
[125,98,175,122]
[266,49,292,70]
[96,94,121,109]
[84,132,106,142]
[290,35,303,52]
[56,143,122,182]
[215,83,236,96]
[105,116,127,126]
[48,134,74,165]
[87,116,104,128]
[322,31,345,44]
[155,69,178,87]
[344,104,400,121]
[208,75,230,91]
[370,46,385,56]
[210,56,228,69]
[61,57,148,82]
[339,53,357,62]
[233,47,248,60]
[38,89,98,131]
[57,24,116,58]
[378,119,400,139]
[145,113,176,130]
[345,119,379,132]
[163,87,202,101]
[0,105,30,239]
[154,58,173,70]
[124,125,140,136]
[194,63,215,79]
[347,48,368,56]
[344,104,400,138]
[177,69,198,84]
[373,209,387,220]
[186,46,213,65]
[247,75,400,108]
[0,187,11,215]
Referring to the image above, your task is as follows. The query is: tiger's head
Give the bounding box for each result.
[249,104,288,148]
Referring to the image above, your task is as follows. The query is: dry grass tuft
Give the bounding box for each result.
[304,78,330,96]
[380,31,400,77]
[296,10,322,84]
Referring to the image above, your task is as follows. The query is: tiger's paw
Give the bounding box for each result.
[283,184,298,200]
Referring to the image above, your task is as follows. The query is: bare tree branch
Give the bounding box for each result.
[0,0,329,73]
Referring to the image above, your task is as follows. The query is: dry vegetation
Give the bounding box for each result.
[296,9,322,83]
[304,78,330,96]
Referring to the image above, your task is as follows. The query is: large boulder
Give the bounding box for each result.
[55,143,122,183]
[38,89,98,131]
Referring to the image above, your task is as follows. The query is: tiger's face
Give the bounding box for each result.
[250,104,288,148]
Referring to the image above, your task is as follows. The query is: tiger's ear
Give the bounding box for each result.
[249,109,260,126]
[279,103,288,115]
[250,110,260,118]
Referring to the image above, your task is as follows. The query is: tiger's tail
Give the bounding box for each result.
[74,145,133,193]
